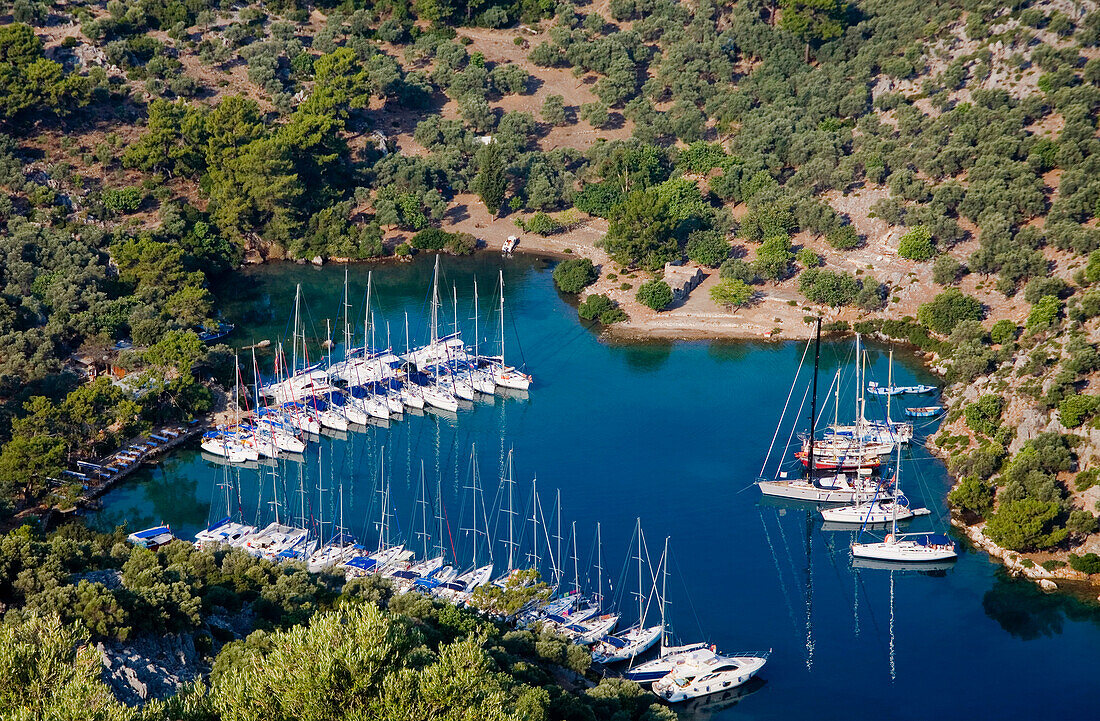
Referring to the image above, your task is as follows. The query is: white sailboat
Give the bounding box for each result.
[757,319,890,503]
[851,445,957,563]
[592,526,663,664]
[489,269,532,391]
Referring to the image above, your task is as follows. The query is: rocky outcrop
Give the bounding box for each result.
[97,633,206,706]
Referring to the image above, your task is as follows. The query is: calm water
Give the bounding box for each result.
[94,255,1100,720]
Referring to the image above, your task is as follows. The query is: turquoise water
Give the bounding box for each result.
[94,255,1100,720]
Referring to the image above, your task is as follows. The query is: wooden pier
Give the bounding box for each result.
[64,419,207,504]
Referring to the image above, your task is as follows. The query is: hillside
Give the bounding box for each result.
[2,0,1100,706]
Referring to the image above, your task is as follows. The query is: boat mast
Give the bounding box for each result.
[636,518,644,626]
[596,521,604,609]
[659,536,669,655]
[499,269,507,365]
[292,284,301,374]
[571,521,580,594]
[505,450,515,572]
[419,463,429,560]
[473,278,480,360]
[554,489,562,588]
[431,255,440,346]
[471,446,479,569]
[854,332,861,423]
[530,476,539,571]
[887,348,894,427]
[808,318,821,475]
[233,353,240,426]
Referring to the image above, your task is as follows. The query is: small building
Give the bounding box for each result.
[663,263,704,301]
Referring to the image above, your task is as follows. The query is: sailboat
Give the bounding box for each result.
[591,522,663,664]
[757,319,891,503]
[820,443,931,525]
[851,446,957,563]
[194,464,257,548]
[623,536,767,690]
[487,269,532,391]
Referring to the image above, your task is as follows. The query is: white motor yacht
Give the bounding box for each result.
[651,648,768,702]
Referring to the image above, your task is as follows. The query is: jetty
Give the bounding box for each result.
[62,420,207,505]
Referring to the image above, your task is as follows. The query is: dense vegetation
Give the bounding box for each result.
[3,0,1100,708]
[0,523,675,720]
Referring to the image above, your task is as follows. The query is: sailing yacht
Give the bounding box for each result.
[487,270,532,391]
[757,319,891,503]
[851,445,957,563]
[592,527,664,665]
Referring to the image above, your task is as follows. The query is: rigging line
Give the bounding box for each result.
[777,379,814,479]
[759,333,814,477]
[669,547,708,643]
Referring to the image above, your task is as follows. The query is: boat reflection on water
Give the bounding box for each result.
[851,555,956,574]
[675,676,767,718]
[496,387,530,402]
[199,452,284,470]
[821,517,915,533]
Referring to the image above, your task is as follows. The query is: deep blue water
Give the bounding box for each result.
[94,255,1100,720]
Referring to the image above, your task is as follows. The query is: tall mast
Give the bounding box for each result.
[571,521,579,594]
[636,518,644,626]
[343,268,352,360]
[505,449,515,571]
[499,269,506,364]
[377,450,387,551]
[833,369,840,428]
[473,278,480,360]
[431,255,440,345]
[554,489,562,587]
[316,443,324,546]
[435,466,444,560]
[530,476,539,571]
[419,463,429,560]
[808,318,821,475]
[233,353,240,426]
[292,284,301,374]
[453,283,459,338]
[471,446,479,569]
[596,522,603,608]
[659,536,669,655]
[405,312,411,356]
[365,270,373,353]
[854,332,861,422]
[887,348,894,426]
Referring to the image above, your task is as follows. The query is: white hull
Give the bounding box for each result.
[652,651,767,703]
[423,386,459,412]
[821,501,921,524]
[757,479,890,504]
[852,537,957,562]
[592,625,662,664]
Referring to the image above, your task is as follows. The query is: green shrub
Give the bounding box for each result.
[752,234,794,282]
[898,225,935,261]
[798,268,859,306]
[932,254,963,285]
[102,187,144,215]
[1026,295,1063,332]
[1075,468,1100,492]
[578,293,626,324]
[947,476,994,518]
[964,394,1005,436]
[1067,510,1099,537]
[635,279,673,311]
[1068,552,1100,574]
[1085,249,1100,284]
[1041,559,1067,571]
[719,258,757,284]
[990,319,1018,345]
[1059,394,1100,428]
[796,247,820,268]
[552,257,597,294]
[709,279,754,308]
[917,288,984,335]
[985,498,1067,551]
[685,230,730,268]
[826,225,860,250]
[523,212,562,236]
[410,228,449,250]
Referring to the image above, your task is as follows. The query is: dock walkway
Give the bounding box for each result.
[67,420,207,503]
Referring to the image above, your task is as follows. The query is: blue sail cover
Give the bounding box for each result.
[345,556,378,571]
[916,533,953,546]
